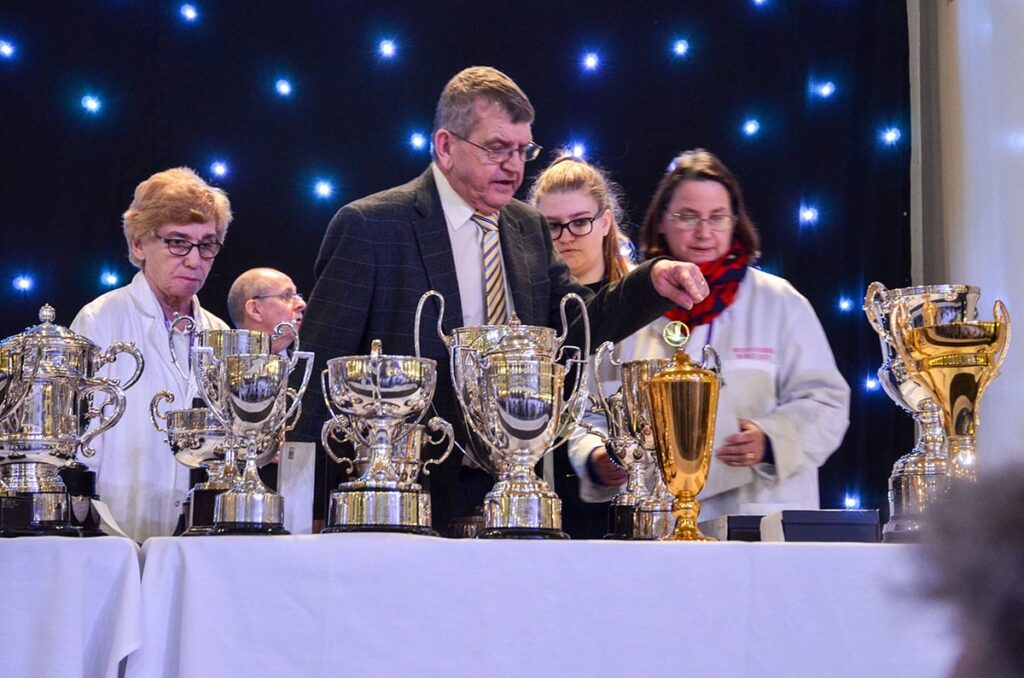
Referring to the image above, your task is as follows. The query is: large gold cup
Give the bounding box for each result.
[646,343,721,541]
[890,299,1010,482]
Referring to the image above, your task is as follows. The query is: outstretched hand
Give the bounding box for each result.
[650,260,709,309]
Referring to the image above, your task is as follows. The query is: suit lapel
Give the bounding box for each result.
[412,169,465,332]
[498,209,536,324]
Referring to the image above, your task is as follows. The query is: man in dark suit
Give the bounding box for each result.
[297,66,709,533]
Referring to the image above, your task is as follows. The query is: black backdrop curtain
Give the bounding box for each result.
[0,0,911,514]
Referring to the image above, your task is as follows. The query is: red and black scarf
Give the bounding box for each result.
[664,240,748,327]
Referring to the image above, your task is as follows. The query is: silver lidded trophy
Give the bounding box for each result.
[192,342,312,535]
[863,282,980,542]
[321,339,453,534]
[416,290,590,539]
[0,305,143,536]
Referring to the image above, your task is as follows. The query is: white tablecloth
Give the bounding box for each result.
[128,535,958,678]
[0,536,142,678]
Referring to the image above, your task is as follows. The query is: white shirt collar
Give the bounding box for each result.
[431,162,477,231]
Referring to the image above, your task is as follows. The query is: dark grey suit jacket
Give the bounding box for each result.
[297,167,673,530]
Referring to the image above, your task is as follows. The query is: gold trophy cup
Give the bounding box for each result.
[890,299,1010,482]
[646,322,721,541]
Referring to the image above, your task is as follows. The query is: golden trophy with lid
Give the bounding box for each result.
[646,321,722,541]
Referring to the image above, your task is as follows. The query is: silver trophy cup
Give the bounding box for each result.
[863,282,980,542]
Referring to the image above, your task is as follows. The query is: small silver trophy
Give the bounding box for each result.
[321,339,453,534]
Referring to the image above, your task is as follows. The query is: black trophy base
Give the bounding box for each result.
[604,504,636,540]
[478,526,570,540]
[322,523,438,536]
[0,495,81,538]
[207,522,290,536]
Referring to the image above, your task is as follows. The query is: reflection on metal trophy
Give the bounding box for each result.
[646,321,721,541]
[890,298,1010,484]
[169,316,299,383]
[865,283,986,541]
[193,347,312,535]
[0,305,142,536]
[416,290,590,539]
[320,339,453,534]
[580,341,660,539]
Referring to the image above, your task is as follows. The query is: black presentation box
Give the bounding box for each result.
[761,509,881,543]
[698,514,763,541]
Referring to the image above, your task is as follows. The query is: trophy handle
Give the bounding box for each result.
[283,388,301,432]
[149,391,174,433]
[863,281,890,338]
[282,350,314,423]
[272,321,300,362]
[414,290,449,358]
[450,346,488,436]
[888,300,938,405]
[555,292,591,359]
[79,378,127,458]
[421,416,455,476]
[591,341,616,421]
[320,418,355,474]
[167,315,197,385]
[990,299,1012,376]
[321,368,345,420]
[97,341,145,391]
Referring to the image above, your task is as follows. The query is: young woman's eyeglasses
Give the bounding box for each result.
[549,209,607,240]
[156,235,223,259]
[448,131,542,164]
[667,213,737,232]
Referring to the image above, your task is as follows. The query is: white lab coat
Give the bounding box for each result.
[71,271,228,542]
[569,267,850,520]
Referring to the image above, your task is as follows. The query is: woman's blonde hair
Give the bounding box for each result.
[122,167,232,268]
[528,155,633,283]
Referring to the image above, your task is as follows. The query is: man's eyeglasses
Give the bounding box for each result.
[156,235,223,259]
[251,291,304,303]
[549,209,607,240]
[448,131,542,164]
[667,213,738,232]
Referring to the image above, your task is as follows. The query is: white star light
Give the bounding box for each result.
[180,4,199,22]
[881,127,901,145]
[314,180,334,199]
[275,79,292,97]
[13,275,33,291]
[582,53,599,71]
[843,494,861,509]
[815,81,836,98]
[410,133,427,150]
[210,161,228,178]
[864,376,880,391]
[0,39,15,59]
[570,142,586,159]
[838,297,853,312]
[673,40,689,57]
[379,40,396,59]
[799,205,819,225]
[742,119,760,136]
[101,272,119,287]
[81,95,102,114]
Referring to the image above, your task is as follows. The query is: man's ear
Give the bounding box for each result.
[434,129,454,171]
[245,298,262,324]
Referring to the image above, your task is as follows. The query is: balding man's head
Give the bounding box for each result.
[227,267,306,353]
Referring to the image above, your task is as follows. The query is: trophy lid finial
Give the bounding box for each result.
[662,320,690,349]
[39,304,55,324]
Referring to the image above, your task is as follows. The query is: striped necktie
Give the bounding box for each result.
[471,211,509,325]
